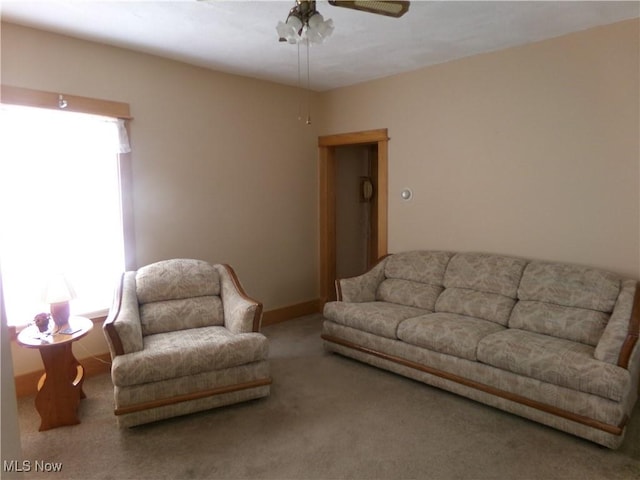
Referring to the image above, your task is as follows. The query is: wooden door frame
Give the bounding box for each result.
[318,128,389,304]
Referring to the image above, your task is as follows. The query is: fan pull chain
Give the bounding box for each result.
[306,40,311,125]
[297,42,303,121]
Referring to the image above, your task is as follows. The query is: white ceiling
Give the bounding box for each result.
[1,1,638,91]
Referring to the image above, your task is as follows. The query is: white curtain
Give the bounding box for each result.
[117,118,132,154]
[0,104,128,326]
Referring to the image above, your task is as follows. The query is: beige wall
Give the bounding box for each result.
[2,19,639,376]
[1,23,320,311]
[1,22,321,374]
[318,19,640,279]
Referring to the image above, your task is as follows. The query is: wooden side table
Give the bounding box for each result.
[17,316,94,431]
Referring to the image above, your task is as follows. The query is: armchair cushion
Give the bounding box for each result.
[140,296,224,335]
[111,327,268,387]
[136,258,220,304]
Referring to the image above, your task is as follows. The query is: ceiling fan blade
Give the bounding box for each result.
[328,1,410,18]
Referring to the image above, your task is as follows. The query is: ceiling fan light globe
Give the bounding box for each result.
[286,14,303,33]
[307,17,333,43]
[308,13,334,34]
[276,20,300,43]
[276,21,290,38]
[320,18,334,37]
[305,29,321,44]
[307,11,324,29]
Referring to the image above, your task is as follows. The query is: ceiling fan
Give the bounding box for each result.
[276,1,409,124]
[277,1,410,44]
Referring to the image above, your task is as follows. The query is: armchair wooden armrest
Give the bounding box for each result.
[216,264,264,333]
[103,271,143,357]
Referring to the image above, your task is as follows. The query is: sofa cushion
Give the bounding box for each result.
[384,250,452,284]
[323,301,427,339]
[111,327,268,387]
[136,258,220,304]
[139,296,224,336]
[443,252,527,298]
[509,301,608,346]
[397,313,505,361]
[477,329,629,402]
[517,261,620,312]
[377,278,442,310]
[435,288,516,326]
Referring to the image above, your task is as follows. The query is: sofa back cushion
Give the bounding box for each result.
[376,251,452,310]
[435,253,527,325]
[511,261,621,344]
[517,261,620,311]
[442,252,528,297]
[509,301,608,346]
[435,288,518,326]
[383,250,453,284]
[136,258,220,304]
[377,278,442,310]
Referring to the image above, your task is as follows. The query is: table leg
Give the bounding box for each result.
[68,347,87,399]
[35,343,85,431]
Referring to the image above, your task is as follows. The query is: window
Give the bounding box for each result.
[0,92,132,327]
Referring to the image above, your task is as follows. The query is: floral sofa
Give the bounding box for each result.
[103,259,271,427]
[321,251,640,448]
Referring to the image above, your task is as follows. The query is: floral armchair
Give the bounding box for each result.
[103,258,271,427]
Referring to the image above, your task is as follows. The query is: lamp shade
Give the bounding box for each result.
[42,274,77,304]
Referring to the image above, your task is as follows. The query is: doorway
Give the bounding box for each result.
[334,145,374,280]
[318,129,389,303]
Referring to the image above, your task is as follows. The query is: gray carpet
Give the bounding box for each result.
[15,314,640,479]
